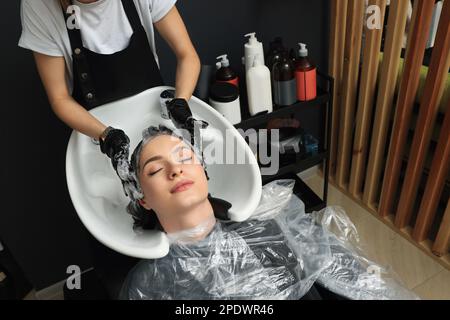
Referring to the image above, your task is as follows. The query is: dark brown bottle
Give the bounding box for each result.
[267,50,285,74]
[272,51,297,106]
[266,37,286,72]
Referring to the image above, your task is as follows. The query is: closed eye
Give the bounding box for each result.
[148,168,163,176]
[180,156,193,163]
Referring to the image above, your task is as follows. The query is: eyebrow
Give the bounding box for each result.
[142,155,164,171]
[141,145,190,171]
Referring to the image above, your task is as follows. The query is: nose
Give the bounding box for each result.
[168,163,183,179]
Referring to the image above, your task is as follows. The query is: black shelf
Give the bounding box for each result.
[260,150,329,184]
[235,88,330,131]
[234,71,334,211]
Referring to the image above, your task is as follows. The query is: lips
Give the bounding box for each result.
[170,179,194,193]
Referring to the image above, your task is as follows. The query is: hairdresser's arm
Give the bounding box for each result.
[154,6,200,101]
[33,52,107,139]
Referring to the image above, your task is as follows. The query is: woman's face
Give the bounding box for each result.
[137,134,209,216]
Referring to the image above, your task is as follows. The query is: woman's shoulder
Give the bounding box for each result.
[21,0,60,13]
[21,0,63,27]
[19,0,67,55]
[144,0,177,23]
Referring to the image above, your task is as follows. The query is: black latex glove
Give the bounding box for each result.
[166,98,193,129]
[99,128,130,172]
[166,98,209,144]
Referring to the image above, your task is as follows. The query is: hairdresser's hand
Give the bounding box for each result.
[99,127,130,173]
[167,98,209,141]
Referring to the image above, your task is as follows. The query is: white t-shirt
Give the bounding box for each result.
[19,0,177,93]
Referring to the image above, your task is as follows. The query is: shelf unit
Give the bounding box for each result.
[234,71,334,212]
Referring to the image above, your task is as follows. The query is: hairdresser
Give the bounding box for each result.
[19,0,201,172]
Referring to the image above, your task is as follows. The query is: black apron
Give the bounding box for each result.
[60,0,165,299]
[62,0,164,110]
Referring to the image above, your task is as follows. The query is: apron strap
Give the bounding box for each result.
[60,0,83,53]
[60,0,98,107]
[120,0,144,33]
[59,0,147,108]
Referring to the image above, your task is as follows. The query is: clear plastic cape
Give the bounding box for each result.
[119,180,418,300]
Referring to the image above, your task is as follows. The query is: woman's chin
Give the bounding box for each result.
[170,195,207,212]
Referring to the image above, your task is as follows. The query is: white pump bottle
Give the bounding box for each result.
[243,32,265,72]
[246,54,272,116]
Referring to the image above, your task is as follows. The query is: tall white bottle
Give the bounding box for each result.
[246,54,273,116]
[243,32,265,72]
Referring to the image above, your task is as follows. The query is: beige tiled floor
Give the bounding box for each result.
[303,173,450,300]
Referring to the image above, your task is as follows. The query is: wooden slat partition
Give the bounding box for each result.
[335,0,365,187]
[433,198,450,257]
[413,94,450,242]
[328,0,348,178]
[378,0,435,218]
[348,0,387,197]
[362,0,410,209]
[328,1,450,267]
[396,0,450,229]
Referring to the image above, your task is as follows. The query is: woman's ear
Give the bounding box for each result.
[138,198,152,210]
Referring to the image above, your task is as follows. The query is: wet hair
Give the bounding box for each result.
[125,125,231,230]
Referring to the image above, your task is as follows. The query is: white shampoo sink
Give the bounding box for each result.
[66,86,262,259]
